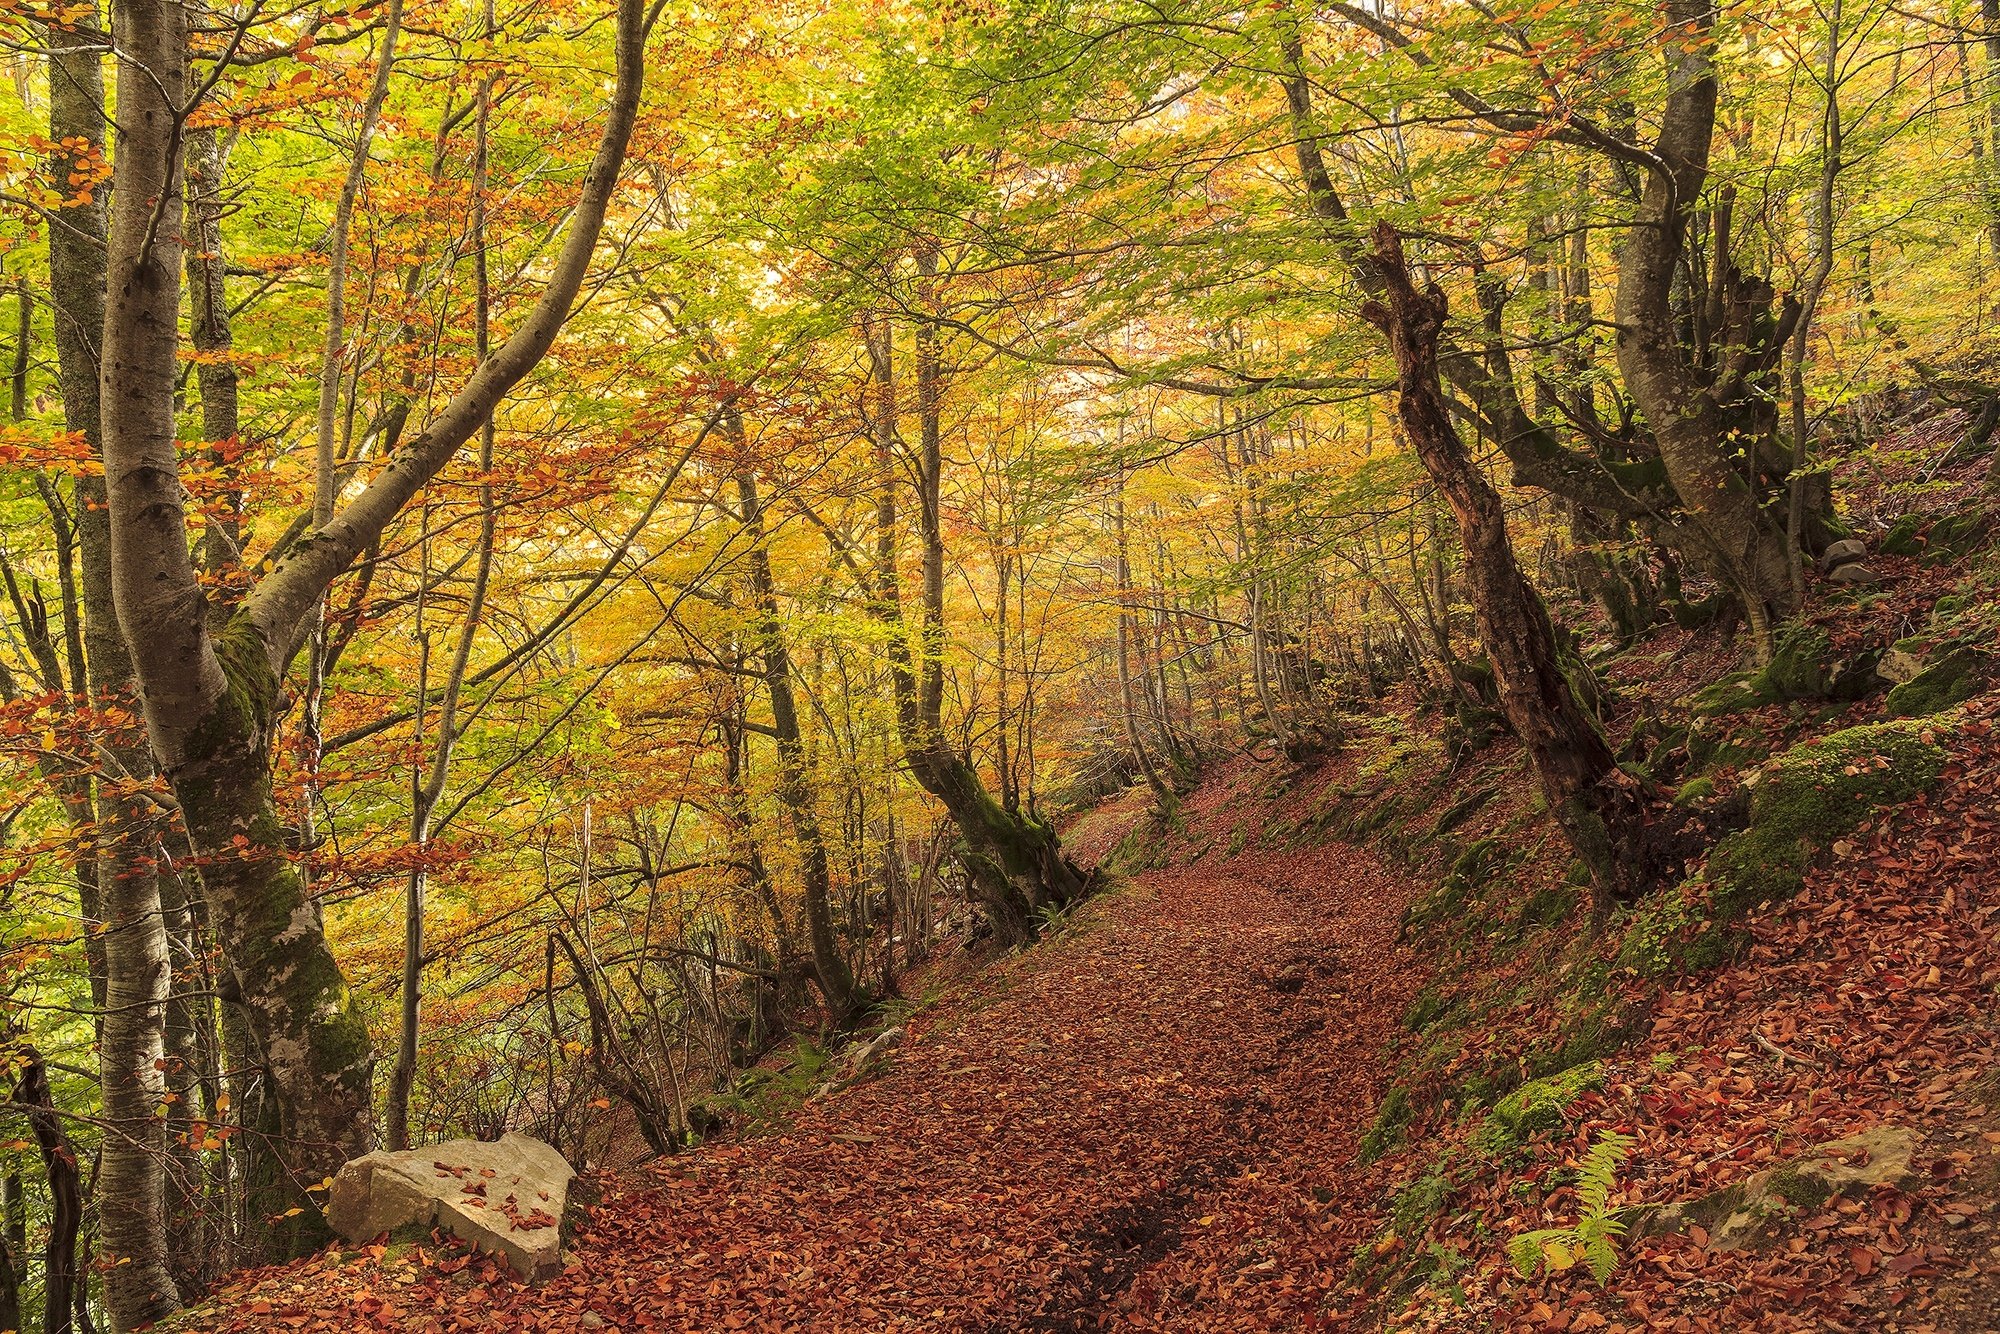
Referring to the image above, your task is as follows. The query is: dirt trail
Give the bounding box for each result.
[195,843,1422,1333]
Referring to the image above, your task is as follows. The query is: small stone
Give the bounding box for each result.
[1819,537,1869,572]
[579,1315,606,1330]
[1827,562,1885,585]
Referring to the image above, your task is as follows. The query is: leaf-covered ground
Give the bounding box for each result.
[182,840,1426,1332]
[1458,700,2000,1334]
[179,692,2000,1334]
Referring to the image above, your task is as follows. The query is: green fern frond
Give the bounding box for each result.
[1575,1130,1637,1216]
[1509,1230,1558,1277]
[1581,1232,1618,1284]
[1509,1131,1639,1284]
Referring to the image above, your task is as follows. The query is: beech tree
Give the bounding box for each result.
[96,0,650,1243]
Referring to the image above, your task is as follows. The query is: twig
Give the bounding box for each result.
[1752,1030,1824,1071]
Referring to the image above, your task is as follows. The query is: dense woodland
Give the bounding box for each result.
[0,0,1997,1328]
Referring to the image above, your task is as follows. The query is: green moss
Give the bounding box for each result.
[1404,985,1451,1033]
[1616,882,1742,977]
[1401,836,1519,939]
[1880,513,1925,557]
[1707,719,1946,919]
[1359,1085,1413,1164]
[1928,512,1991,560]
[1885,646,1989,717]
[1768,1166,1835,1213]
[1514,881,1578,933]
[1692,622,1882,717]
[1673,776,1715,806]
[1390,1169,1451,1239]
[1428,785,1497,840]
[1473,1060,1604,1156]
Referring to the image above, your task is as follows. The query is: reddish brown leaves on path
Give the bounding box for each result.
[191,842,1423,1332]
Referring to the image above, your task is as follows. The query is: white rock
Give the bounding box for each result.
[1629,1125,1918,1251]
[838,1026,903,1080]
[325,1132,573,1280]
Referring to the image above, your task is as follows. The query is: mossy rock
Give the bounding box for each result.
[1927,512,1992,561]
[1706,718,1946,920]
[1472,1060,1604,1156]
[1627,1125,1918,1251]
[1684,719,1765,772]
[1886,645,1992,717]
[1880,513,1925,557]
[1692,622,1881,717]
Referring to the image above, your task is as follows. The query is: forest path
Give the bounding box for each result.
[201,840,1424,1333]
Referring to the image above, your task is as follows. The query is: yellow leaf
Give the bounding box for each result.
[1542,1240,1576,1271]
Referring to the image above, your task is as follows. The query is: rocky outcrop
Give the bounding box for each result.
[1627,1125,1918,1252]
[325,1133,575,1280]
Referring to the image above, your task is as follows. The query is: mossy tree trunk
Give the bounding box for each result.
[1363,227,1654,924]
[97,0,648,1253]
[1608,0,1801,657]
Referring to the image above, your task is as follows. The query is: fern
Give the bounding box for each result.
[1508,1131,1637,1285]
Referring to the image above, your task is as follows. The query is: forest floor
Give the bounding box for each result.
[183,836,1434,1333]
[175,707,2000,1333]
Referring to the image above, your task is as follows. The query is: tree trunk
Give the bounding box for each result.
[1363,226,1653,923]
[862,303,1086,946]
[186,125,243,592]
[387,47,497,1149]
[1610,0,1795,654]
[83,623,179,1329]
[10,1046,83,1334]
[45,3,180,1320]
[733,455,869,1026]
[1115,469,1175,805]
[96,0,647,1247]
[0,1201,17,1334]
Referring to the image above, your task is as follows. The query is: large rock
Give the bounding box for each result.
[838,1025,903,1079]
[1628,1125,1918,1251]
[326,1132,574,1280]
[1827,561,1885,586]
[1818,537,1869,573]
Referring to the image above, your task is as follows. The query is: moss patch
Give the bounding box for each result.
[1390,1169,1451,1239]
[1706,719,1946,920]
[1886,646,1990,717]
[1691,622,1881,717]
[1473,1060,1605,1156]
[1359,1085,1413,1164]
